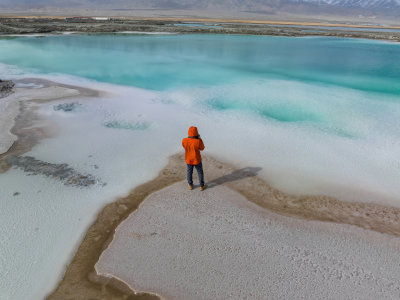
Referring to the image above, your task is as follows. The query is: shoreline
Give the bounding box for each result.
[0,78,99,173]
[1,17,400,42]
[95,180,400,299]
[48,153,400,299]
[2,15,400,28]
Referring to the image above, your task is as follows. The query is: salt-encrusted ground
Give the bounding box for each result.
[0,84,80,155]
[0,91,19,154]
[1,73,400,300]
[96,182,400,300]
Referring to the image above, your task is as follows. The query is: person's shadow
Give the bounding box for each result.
[206,167,262,189]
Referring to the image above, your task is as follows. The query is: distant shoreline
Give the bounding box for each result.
[2,15,400,29]
[1,16,400,42]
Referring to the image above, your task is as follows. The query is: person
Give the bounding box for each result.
[182,126,206,191]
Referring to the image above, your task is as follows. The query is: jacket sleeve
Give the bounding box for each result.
[182,139,186,149]
[199,138,205,151]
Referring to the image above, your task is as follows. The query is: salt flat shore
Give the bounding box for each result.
[0,78,98,172]
[95,181,400,300]
[1,77,399,299]
[0,17,400,42]
[48,153,400,299]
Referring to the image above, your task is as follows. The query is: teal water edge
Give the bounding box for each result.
[0,34,399,95]
[0,34,399,135]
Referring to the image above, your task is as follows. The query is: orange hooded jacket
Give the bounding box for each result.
[182,126,205,165]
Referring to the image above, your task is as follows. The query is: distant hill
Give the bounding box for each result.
[1,0,400,22]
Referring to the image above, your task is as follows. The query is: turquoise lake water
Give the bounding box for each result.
[0,34,400,130]
[0,34,399,94]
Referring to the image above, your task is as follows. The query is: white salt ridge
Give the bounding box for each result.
[0,93,19,154]
[16,86,80,101]
[117,31,176,35]
[14,82,43,88]
[96,183,400,300]
[0,86,80,154]
[2,34,57,37]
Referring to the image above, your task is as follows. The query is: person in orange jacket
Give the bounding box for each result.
[182,126,206,191]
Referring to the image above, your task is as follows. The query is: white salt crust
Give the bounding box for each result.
[96,182,400,300]
[0,93,19,154]
[0,86,80,155]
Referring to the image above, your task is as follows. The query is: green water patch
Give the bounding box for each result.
[53,102,82,112]
[205,96,357,138]
[257,106,322,123]
[206,97,323,123]
[320,126,357,139]
[103,120,151,131]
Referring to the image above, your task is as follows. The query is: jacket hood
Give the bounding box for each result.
[188,126,199,137]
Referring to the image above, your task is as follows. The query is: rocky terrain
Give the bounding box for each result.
[0,18,400,42]
[0,79,14,98]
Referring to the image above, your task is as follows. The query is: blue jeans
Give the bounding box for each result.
[187,163,204,187]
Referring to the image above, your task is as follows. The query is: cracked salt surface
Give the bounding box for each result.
[96,183,400,300]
